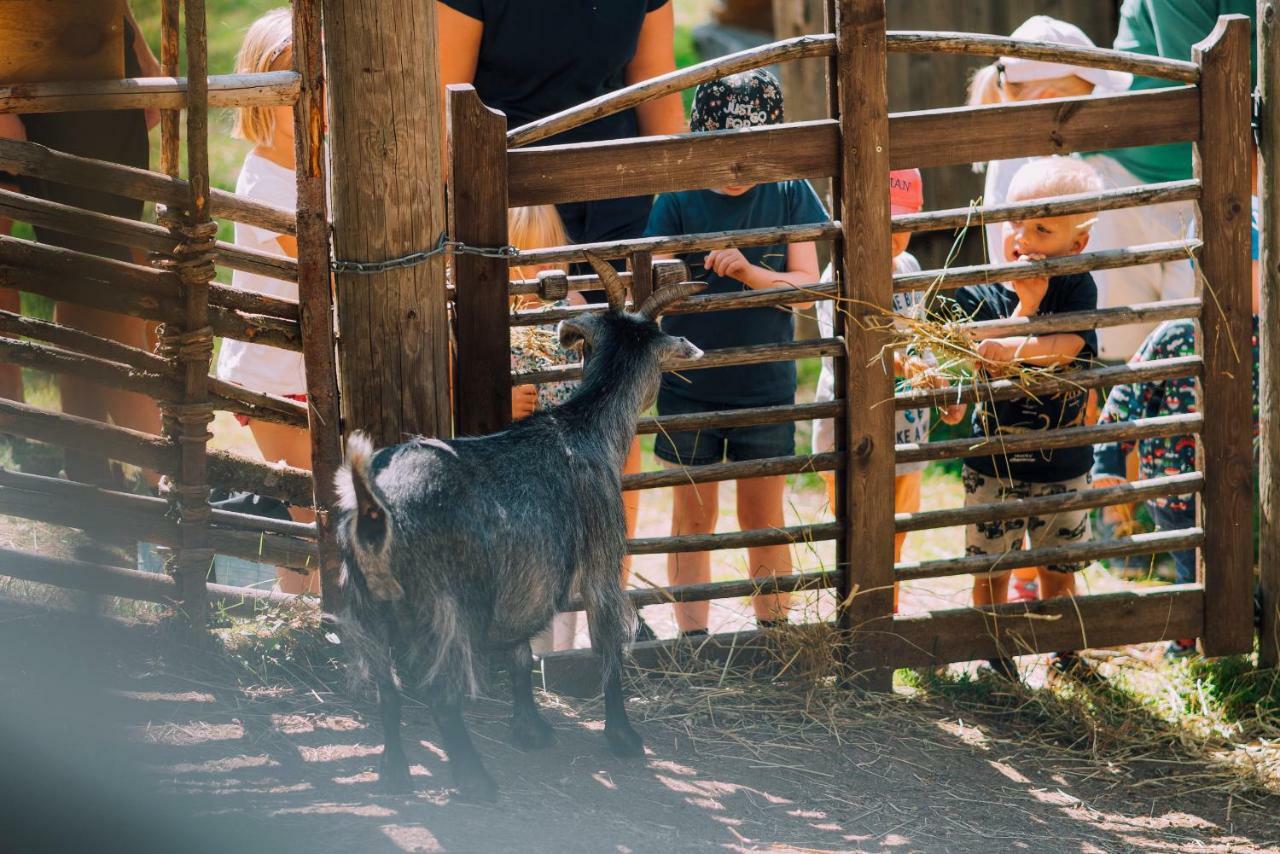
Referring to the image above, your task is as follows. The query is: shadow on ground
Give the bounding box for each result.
[0,596,1275,854]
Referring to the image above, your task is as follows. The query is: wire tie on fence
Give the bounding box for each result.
[329,232,519,274]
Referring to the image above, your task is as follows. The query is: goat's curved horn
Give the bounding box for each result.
[582,252,627,313]
[638,281,706,319]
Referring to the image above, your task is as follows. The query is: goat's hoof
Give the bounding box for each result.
[510,714,556,750]
[453,763,499,803]
[377,756,414,794]
[605,722,645,758]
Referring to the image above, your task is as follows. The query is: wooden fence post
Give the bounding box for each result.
[449,86,511,437]
[321,0,452,447]
[1195,15,1255,658]
[291,0,344,612]
[833,0,895,688]
[1258,0,1280,669]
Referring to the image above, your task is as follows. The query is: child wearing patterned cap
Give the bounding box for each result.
[644,69,828,636]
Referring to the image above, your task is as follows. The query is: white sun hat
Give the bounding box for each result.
[999,15,1133,93]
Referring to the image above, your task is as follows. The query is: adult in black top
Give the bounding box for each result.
[438,0,687,252]
[951,274,1099,483]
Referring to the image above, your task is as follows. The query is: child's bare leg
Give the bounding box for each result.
[1036,568,1076,600]
[247,418,317,595]
[668,480,719,632]
[620,436,642,587]
[736,475,790,623]
[893,471,922,613]
[972,571,1012,607]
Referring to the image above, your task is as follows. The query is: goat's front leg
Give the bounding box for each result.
[584,585,645,758]
[375,670,412,793]
[429,688,498,802]
[507,641,555,749]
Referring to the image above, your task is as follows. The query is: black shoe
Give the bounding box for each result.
[757,618,788,631]
[984,656,1019,681]
[1049,651,1101,682]
[633,614,657,643]
[678,628,709,643]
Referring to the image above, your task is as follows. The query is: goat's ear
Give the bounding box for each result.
[558,318,592,351]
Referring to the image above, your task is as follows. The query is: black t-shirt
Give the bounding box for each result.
[950,274,1099,483]
[441,0,669,246]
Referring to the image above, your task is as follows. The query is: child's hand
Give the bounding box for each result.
[976,338,1019,372]
[1010,271,1050,311]
[901,355,932,387]
[940,401,967,426]
[705,248,753,284]
[511,384,538,420]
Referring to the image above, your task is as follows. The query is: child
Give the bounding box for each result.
[968,15,1165,364]
[508,205,651,651]
[812,168,962,611]
[948,156,1103,678]
[644,69,827,636]
[1093,160,1262,659]
[213,8,316,595]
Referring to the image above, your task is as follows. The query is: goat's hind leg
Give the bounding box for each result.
[428,685,498,802]
[375,668,413,793]
[584,584,644,758]
[507,640,555,749]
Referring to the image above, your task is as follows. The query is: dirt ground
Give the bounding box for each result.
[2,583,1277,854]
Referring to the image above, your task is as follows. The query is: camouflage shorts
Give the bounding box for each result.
[962,467,1092,576]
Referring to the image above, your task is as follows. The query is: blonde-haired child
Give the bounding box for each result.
[214,8,315,595]
[948,155,1103,679]
[510,206,648,651]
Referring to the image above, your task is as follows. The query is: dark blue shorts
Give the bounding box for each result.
[653,392,796,467]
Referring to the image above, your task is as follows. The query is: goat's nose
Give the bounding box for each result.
[683,340,704,360]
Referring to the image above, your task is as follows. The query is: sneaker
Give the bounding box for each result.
[678,628,709,643]
[1164,639,1197,660]
[1011,577,1039,603]
[984,657,1020,681]
[757,618,788,631]
[1048,651,1101,682]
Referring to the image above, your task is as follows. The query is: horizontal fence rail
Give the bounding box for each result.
[897,413,1203,466]
[886,31,1200,82]
[892,180,1201,235]
[894,354,1202,411]
[512,338,842,385]
[897,473,1204,534]
[0,71,301,114]
[894,240,1200,293]
[510,223,841,267]
[627,521,843,556]
[622,452,841,492]
[0,138,296,236]
[506,89,1199,209]
[637,400,840,436]
[897,528,1205,581]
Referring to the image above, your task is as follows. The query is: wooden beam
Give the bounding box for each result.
[0,71,300,114]
[0,138,296,236]
[449,86,512,438]
[513,222,840,266]
[292,0,344,611]
[886,31,1200,83]
[508,120,840,207]
[889,87,1200,171]
[833,0,895,690]
[622,451,842,492]
[628,521,843,556]
[539,586,1205,697]
[1194,16,1256,657]
[1260,0,1280,670]
[323,0,451,446]
[508,34,836,147]
[637,399,841,435]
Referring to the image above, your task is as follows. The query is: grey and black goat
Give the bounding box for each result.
[335,254,704,801]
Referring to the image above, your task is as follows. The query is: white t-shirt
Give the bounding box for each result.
[812,251,930,475]
[214,152,306,396]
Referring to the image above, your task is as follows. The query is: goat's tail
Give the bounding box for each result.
[335,432,404,601]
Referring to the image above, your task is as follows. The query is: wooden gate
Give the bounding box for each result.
[448,2,1258,690]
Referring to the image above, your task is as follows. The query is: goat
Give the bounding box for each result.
[335,254,704,801]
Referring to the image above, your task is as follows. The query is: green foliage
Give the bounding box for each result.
[1188,654,1280,722]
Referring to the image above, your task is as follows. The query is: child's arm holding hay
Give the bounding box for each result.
[975,273,1086,370]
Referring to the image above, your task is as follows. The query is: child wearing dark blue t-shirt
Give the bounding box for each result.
[643,70,829,636]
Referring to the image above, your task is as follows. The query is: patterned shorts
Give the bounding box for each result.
[963,467,1092,576]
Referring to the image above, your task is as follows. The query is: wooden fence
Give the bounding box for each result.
[449,4,1261,691]
[0,0,1272,680]
[0,0,339,621]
